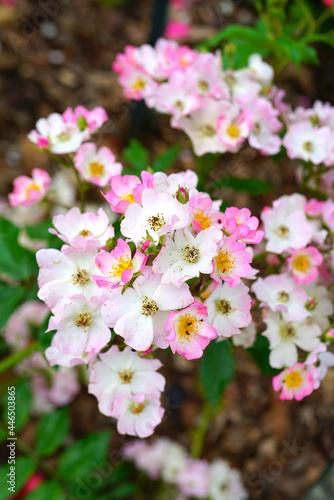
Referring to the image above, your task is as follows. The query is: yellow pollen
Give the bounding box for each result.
[111,255,132,277]
[281,325,296,339]
[142,297,158,316]
[278,291,289,303]
[227,124,240,139]
[216,250,235,274]
[130,402,145,414]
[200,124,216,138]
[56,130,71,142]
[120,192,134,203]
[303,141,314,152]
[119,370,133,384]
[78,229,93,237]
[72,269,90,286]
[284,371,303,389]
[132,77,146,91]
[25,182,41,199]
[198,80,209,92]
[178,314,199,343]
[75,312,93,328]
[293,254,310,273]
[276,225,290,238]
[194,210,212,230]
[174,100,184,111]
[89,161,104,177]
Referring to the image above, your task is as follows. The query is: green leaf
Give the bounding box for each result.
[25,481,64,500]
[152,145,181,172]
[36,408,69,457]
[58,430,111,481]
[0,218,37,281]
[275,37,319,67]
[0,284,26,330]
[111,483,138,498]
[210,176,273,195]
[122,139,149,171]
[0,457,36,500]
[247,335,280,376]
[223,39,269,70]
[200,339,235,407]
[2,380,32,433]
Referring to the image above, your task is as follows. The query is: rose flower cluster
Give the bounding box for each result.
[113,38,334,168]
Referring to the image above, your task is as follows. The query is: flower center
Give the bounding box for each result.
[25,182,41,199]
[118,370,133,384]
[72,269,90,285]
[224,74,236,87]
[182,245,199,263]
[56,130,72,143]
[130,401,146,414]
[198,80,209,92]
[227,124,240,139]
[89,161,104,177]
[284,371,303,389]
[78,229,93,237]
[277,291,289,303]
[174,100,184,111]
[142,297,158,316]
[75,312,92,328]
[120,192,134,203]
[253,122,261,134]
[200,124,216,138]
[132,77,146,91]
[293,254,310,273]
[194,209,212,230]
[178,313,199,342]
[216,250,236,274]
[216,299,232,315]
[147,214,166,232]
[276,225,290,238]
[111,255,132,277]
[280,325,296,340]
[303,141,314,152]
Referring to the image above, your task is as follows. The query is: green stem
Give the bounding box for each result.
[0,342,40,375]
[297,0,316,34]
[46,152,71,169]
[72,167,86,212]
[190,401,214,458]
[313,6,334,32]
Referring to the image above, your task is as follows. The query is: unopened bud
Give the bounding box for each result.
[77,116,88,131]
[225,42,236,56]
[106,237,117,252]
[176,186,189,204]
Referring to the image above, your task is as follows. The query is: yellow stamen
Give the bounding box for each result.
[119,370,133,384]
[177,314,199,343]
[226,124,240,139]
[132,77,146,91]
[111,255,132,277]
[293,254,310,273]
[75,312,93,328]
[25,183,41,199]
[216,250,235,274]
[284,371,303,389]
[130,402,145,414]
[89,161,104,177]
[78,229,93,237]
[120,192,134,203]
[194,210,212,230]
